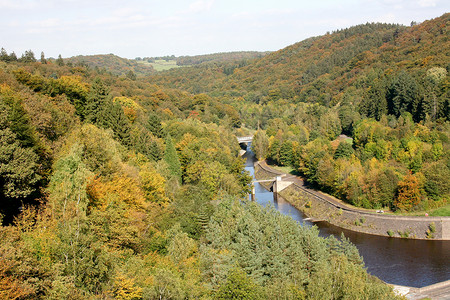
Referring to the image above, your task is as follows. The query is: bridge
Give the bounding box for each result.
[250,175,295,201]
[237,136,253,144]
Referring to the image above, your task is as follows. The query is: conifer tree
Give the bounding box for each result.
[164,135,182,183]
[85,78,110,124]
[40,51,47,64]
[100,100,132,146]
[147,113,164,138]
[0,48,8,62]
[56,54,64,66]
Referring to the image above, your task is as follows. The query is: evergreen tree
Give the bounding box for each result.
[387,71,420,118]
[100,100,132,146]
[56,54,64,66]
[20,50,36,63]
[9,52,17,61]
[0,48,9,62]
[146,113,164,138]
[164,135,182,183]
[334,141,354,159]
[40,51,47,64]
[85,78,110,124]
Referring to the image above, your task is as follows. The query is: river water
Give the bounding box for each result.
[243,144,450,288]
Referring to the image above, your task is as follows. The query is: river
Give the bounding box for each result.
[243,144,450,288]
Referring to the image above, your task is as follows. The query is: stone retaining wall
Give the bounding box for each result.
[254,162,450,240]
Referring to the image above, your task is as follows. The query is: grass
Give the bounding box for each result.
[146,59,182,71]
[266,162,300,176]
[428,204,450,216]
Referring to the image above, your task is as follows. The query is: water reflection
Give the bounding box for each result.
[243,143,450,288]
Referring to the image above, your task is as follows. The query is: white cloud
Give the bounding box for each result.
[0,0,36,9]
[376,13,397,23]
[417,0,436,7]
[187,0,214,13]
[39,18,60,28]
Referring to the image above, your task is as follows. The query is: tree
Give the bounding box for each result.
[146,113,164,138]
[394,173,422,211]
[9,52,17,62]
[251,130,269,161]
[56,54,64,66]
[0,48,9,62]
[19,50,36,63]
[279,140,294,166]
[215,267,264,300]
[100,100,132,146]
[40,52,47,64]
[334,141,354,159]
[85,78,110,124]
[164,135,182,183]
[126,70,136,81]
[386,71,420,118]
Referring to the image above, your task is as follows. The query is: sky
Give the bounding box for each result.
[1,0,448,59]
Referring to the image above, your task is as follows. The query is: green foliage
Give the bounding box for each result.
[48,143,93,218]
[164,135,182,183]
[146,113,164,138]
[334,141,354,159]
[251,130,269,161]
[215,266,264,300]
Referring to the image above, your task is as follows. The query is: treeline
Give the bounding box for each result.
[0,51,400,298]
[175,51,270,66]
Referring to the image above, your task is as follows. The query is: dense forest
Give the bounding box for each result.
[0,45,399,298]
[0,12,448,299]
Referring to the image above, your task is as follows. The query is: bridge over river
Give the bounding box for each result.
[237,136,253,144]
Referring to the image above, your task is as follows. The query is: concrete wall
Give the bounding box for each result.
[254,162,450,240]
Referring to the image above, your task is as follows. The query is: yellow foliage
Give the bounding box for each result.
[87,175,148,210]
[112,274,143,300]
[162,108,173,117]
[139,163,169,204]
[56,75,89,97]
[176,133,197,151]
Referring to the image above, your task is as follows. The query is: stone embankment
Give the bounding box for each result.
[254,161,450,240]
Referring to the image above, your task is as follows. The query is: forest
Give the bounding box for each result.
[0,12,448,300]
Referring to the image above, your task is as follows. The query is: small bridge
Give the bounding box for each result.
[237,136,253,144]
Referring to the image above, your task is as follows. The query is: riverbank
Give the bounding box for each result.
[254,161,450,240]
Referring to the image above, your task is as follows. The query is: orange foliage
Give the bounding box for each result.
[87,175,148,211]
[394,172,422,211]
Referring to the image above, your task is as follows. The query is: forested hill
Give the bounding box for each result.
[66,53,155,77]
[147,13,449,214]
[149,13,449,121]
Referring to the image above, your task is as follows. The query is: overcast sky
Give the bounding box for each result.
[1,0,448,59]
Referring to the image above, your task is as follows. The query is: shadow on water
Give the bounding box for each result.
[243,143,450,288]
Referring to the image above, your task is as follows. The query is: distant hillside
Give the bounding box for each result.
[148,13,449,121]
[175,51,271,66]
[66,54,154,76]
